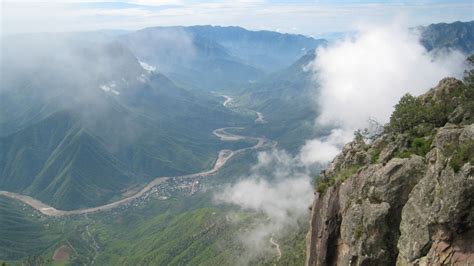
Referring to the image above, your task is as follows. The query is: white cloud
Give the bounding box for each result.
[216,176,312,222]
[130,0,182,5]
[300,22,466,165]
[85,8,155,17]
[312,23,465,129]
[214,149,313,261]
[2,1,472,36]
[299,129,352,165]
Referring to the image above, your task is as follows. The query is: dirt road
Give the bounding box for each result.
[270,236,282,261]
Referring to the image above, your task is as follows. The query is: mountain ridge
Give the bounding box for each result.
[420,20,474,54]
[119,25,325,90]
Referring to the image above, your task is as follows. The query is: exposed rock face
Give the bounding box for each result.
[306,79,474,265]
[397,124,474,265]
[306,150,427,265]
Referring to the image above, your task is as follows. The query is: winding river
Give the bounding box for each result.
[0,95,270,217]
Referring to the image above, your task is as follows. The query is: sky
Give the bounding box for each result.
[1,0,473,37]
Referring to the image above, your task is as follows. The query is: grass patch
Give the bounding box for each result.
[449,140,474,172]
[370,146,383,163]
[316,166,360,193]
[411,137,433,156]
[354,225,364,240]
[394,136,433,159]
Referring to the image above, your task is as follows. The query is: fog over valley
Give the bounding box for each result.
[1,1,473,265]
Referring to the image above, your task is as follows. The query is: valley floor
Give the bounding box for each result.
[0,96,271,217]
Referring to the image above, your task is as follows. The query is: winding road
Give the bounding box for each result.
[221,95,233,107]
[0,95,271,217]
[270,235,282,261]
[220,94,266,124]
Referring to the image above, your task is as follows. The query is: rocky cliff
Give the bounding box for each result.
[306,77,474,265]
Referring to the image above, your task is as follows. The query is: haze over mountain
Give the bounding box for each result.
[234,20,473,152]
[0,18,473,265]
[0,33,248,210]
[235,49,321,152]
[420,20,474,54]
[120,26,325,89]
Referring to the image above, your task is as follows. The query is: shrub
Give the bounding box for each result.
[411,137,432,156]
[389,94,423,134]
[315,166,360,193]
[450,140,474,173]
[370,148,381,163]
[389,75,473,135]
[394,136,432,159]
[316,181,330,194]
[354,225,364,240]
[394,149,413,159]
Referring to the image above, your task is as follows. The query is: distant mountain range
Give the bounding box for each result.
[420,21,474,54]
[120,25,326,89]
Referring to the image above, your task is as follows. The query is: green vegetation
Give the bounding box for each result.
[0,89,252,210]
[388,55,474,162]
[316,165,360,193]
[388,90,461,136]
[277,229,307,265]
[389,94,424,134]
[354,225,364,240]
[449,140,474,172]
[252,225,307,266]
[394,136,433,159]
[0,188,249,265]
[235,50,326,153]
[0,196,62,261]
[89,153,266,265]
[0,34,255,210]
[370,146,382,163]
[2,22,473,266]
[389,58,474,137]
[1,151,306,265]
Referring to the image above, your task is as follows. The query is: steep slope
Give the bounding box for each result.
[420,20,474,54]
[238,50,315,116]
[0,32,145,136]
[0,197,63,261]
[0,33,247,210]
[306,77,474,265]
[235,51,328,152]
[0,113,133,210]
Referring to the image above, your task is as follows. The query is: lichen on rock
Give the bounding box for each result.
[306,77,474,265]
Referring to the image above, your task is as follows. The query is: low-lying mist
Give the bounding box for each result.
[214,149,313,263]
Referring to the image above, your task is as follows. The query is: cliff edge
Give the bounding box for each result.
[306,76,474,265]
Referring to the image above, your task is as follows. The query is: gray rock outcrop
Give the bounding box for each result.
[306,78,474,265]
